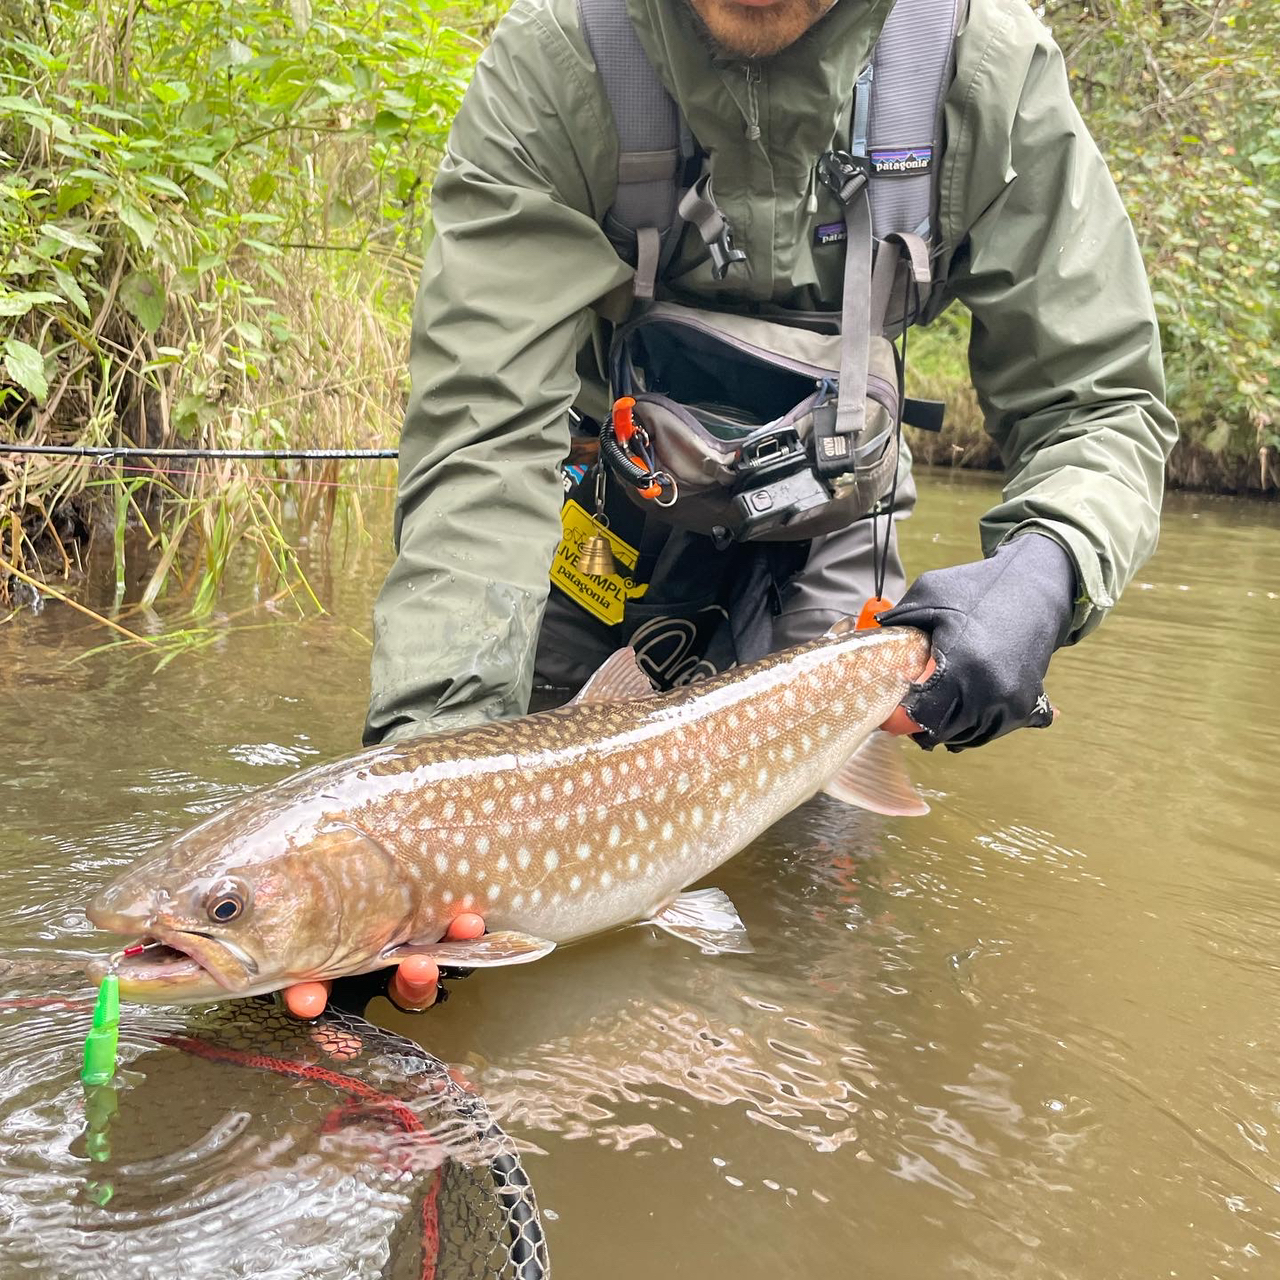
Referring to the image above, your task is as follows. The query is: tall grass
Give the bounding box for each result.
[0,0,490,611]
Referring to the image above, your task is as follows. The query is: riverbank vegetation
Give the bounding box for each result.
[1,0,1276,613]
[0,0,491,607]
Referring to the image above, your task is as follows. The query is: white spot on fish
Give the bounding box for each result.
[562,778,574,796]
[554,814,569,832]
[496,853,509,872]
[756,768,768,788]
[442,801,456,819]
[498,822,513,838]
[488,883,501,901]
[453,830,467,847]
[692,806,704,828]
[653,748,664,767]
[661,822,674,841]
[513,892,525,909]
[531,889,542,905]
[435,853,449,874]
[442,890,454,904]
[627,853,640,873]
[570,874,582,891]
[528,817,544,835]
[608,826,621,848]
[634,812,649,832]
[512,794,526,812]
[540,782,554,802]
[832,700,845,716]
[576,842,591,860]
[602,766,614,785]
[477,835,491,855]
[456,859,470,876]
[545,849,560,871]
[782,743,795,763]
[481,797,496,816]
[517,848,531,870]
[462,894,475,909]
[600,871,613,888]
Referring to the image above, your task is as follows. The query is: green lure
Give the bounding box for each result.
[81,973,120,1087]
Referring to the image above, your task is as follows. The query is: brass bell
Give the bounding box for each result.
[576,530,618,578]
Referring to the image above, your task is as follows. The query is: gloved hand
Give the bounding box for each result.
[876,533,1077,752]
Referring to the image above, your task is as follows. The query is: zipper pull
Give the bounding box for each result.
[743,63,761,141]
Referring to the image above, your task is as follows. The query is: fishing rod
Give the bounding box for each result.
[0,444,398,460]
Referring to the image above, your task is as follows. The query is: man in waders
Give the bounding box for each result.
[362,0,1176,755]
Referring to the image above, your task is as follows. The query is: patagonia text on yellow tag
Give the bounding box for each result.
[550,500,649,626]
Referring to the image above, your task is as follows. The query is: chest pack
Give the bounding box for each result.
[577,0,964,543]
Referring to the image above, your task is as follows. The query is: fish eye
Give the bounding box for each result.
[206,880,250,924]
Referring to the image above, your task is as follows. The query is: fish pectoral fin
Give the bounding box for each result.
[570,646,656,704]
[821,730,930,817]
[385,931,557,969]
[644,888,753,956]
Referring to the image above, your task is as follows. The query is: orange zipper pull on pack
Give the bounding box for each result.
[856,595,893,630]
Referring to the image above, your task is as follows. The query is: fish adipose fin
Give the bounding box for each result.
[645,888,753,955]
[570,647,656,704]
[822,730,930,817]
[385,931,556,969]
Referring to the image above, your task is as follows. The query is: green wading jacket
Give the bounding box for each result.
[363,0,1177,746]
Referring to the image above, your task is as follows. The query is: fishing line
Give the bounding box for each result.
[0,444,398,461]
[37,456,398,494]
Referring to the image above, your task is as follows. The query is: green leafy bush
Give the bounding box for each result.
[918,0,1280,490]
[0,0,487,597]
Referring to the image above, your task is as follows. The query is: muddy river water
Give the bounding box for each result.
[1,470,1278,1278]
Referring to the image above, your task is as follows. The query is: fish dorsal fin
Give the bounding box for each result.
[822,730,930,817]
[822,616,859,640]
[570,647,656,704]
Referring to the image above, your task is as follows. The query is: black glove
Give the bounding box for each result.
[876,533,1077,752]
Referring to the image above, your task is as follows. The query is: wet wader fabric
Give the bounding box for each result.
[533,0,957,690]
[534,472,918,692]
[363,0,1176,746]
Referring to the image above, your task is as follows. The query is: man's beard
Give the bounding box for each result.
[682,0,836,60]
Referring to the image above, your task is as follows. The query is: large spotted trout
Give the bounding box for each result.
[87,622,931,1003]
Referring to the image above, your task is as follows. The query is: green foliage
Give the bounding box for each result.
[924,0,1279,482]
[0,0,488,598]
[1051,0,1280,465]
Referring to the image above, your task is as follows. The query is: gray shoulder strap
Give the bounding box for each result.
[867,0,966,245]
[578,0,682,298]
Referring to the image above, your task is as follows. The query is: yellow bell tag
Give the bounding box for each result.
[551,500,648,626]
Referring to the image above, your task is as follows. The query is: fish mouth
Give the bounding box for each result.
[86,928,260,1005]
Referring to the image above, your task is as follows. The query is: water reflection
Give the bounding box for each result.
[0,474,1278,1277]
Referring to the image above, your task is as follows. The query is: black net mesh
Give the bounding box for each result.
[0,972,549,1280]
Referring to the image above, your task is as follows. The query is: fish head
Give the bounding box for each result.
[86,792,415,1004]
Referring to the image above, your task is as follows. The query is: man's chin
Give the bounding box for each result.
[686,0,834,59]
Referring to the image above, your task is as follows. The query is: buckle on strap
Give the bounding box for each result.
[817,150,872,207]
[677,174,748,281]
